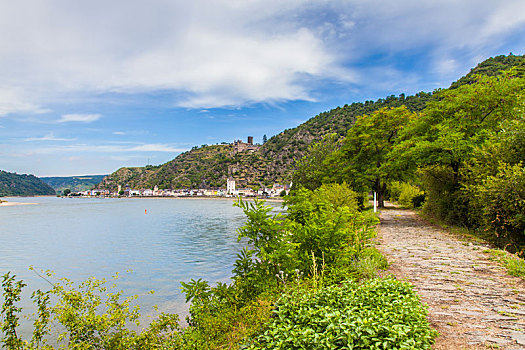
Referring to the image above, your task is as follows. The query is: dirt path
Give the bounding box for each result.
[377,206,525,349]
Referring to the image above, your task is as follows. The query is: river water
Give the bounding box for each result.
[0,196,277,334]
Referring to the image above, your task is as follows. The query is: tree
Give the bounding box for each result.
[394,71,525,222]
[63,189,71,196]
[292,133,340,191]
[262,135,267,144]
[326,106,415,207]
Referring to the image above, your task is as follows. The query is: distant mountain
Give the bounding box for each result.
[0,170,56,196]
[41,175,107,193]
[97,53,523,191]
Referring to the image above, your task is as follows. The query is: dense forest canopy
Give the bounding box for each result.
[0,170,56,196]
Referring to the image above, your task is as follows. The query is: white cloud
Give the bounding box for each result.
[0,87,49,116]
[58,114,102,123]
[25,133,76,141]
[112,131,126,135]
[0,0,524,113]
[25,143,186,154]
[127,144,185,152]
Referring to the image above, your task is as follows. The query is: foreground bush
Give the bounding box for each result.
[244,278,437,350]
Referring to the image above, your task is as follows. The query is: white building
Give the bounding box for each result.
[227,178,236,195]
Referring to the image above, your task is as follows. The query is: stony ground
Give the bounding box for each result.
[377,206,525,350]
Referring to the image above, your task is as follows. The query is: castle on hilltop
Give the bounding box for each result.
[232,136,259,155]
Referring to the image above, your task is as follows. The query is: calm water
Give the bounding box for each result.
[0,197,277,330]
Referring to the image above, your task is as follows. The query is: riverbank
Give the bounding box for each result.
[0,201,38,206]
[62,195,285,203]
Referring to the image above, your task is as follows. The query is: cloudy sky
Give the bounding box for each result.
[1,0,524,176]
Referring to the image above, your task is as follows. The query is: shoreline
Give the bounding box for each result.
[0,201,38,206]
[64,196,285,203]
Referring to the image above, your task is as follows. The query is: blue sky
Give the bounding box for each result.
[1,0,524,176]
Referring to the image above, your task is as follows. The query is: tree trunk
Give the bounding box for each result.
[375,178,387,208]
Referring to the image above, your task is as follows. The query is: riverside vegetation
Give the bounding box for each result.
[1,183,437,349]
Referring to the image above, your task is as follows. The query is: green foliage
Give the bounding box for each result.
[394,70,525,226]
[467,163,525,249]
[0,170,56,196]
[41,175,107,194]
[485,249,525,280]
[1,273,26,349]
[450,54,525,89]
[326,106,415,207]
[244,278,437,350]
[1,271,182,349]
[292,133,340,191]
[389,182,424,209]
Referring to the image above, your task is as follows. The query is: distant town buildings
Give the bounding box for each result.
[68,181,291,199]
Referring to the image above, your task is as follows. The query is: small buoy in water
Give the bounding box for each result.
[145,209,147,214]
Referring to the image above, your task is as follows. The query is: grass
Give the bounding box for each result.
[484,249,525,280]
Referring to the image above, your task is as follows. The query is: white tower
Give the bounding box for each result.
[227,178,236,195]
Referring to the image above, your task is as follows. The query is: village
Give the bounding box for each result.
[70,179,291,199]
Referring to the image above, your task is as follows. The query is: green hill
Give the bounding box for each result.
[41,175,107,194]
[450,54,525,89]
[97,54,523,191]
[0,170,56,196]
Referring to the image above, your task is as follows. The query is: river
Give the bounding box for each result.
[0,196,279,336]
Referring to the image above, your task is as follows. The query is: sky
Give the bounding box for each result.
[1,0,524,177]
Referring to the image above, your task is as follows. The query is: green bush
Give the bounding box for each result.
[388,181,403,202]
[469,163,525,250]
[1,271,183,349]
[397,183,423,209]
[244,278,437,350]
[389,181,424,209]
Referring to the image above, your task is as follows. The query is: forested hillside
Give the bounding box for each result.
[41,175,106,193]
[98,54,524,191]
[0,170,56,196]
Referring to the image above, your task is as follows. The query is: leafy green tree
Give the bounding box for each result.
[327,106,415,207]
[63,188,71,196]
[394,71,524,222]
[292,133,340,191]
[262,134,267,144]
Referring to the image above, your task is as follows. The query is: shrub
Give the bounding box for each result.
[398,183,424,209]
[388,181,403,202]
[389,181,424,209]
[469,163,525,250]
[1,271,183,349]
[244,278,437,349]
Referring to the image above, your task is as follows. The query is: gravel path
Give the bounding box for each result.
[377,206,525,349]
